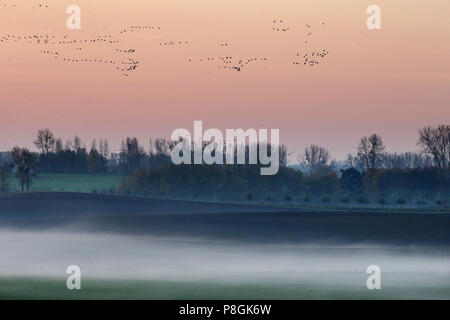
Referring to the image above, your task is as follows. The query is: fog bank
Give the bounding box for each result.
[0,229,449,291]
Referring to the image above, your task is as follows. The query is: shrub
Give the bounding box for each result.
[341,197,350,203]
[396,198,406,205]
[284,195,292,202]
[339,168,362,194]
[377,198,386,205]
[362,167,450,196]
[357,197,368,204]
[436,197,447,206]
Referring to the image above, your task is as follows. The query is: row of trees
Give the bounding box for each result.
[0,125,448,202]
[30,124,450,175]
[299,125,449,175]
[118,125,449,204]
[0,131,178,192]
[28,130,288,175]
[30,129,176,174]
[119,163,449,204]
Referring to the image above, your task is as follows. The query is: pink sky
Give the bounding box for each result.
[0,0,449,160]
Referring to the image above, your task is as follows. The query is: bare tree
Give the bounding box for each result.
[149,138,154,155]
[54,138,63,153]
[380,152,433,169]
[301,144,330,173]
[121,137,145,172]
[279,144,288,167]
[34,128,55,156]
[99,138,110,159]
[73,135,82,152]
[357,134,385,171]
[154,138,170,156]
[64,140,73,151]
[91,139,97,152]
[345,153,365,172]
[418,124,450,167]
[11,147,37,192]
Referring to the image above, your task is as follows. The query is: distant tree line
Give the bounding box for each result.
[0,124,449,207]
[118,125,449,205]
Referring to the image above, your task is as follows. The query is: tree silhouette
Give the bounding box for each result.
[418,125,450,168]
[301,144,330,174]
[34,128,55,156]
[357,134,385,171]
[11,147,37,192]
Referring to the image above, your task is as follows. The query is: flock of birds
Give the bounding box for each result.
[120,25,160,34]
[272,19,290,32]
[1,2,49,8]
[0,26,160,77]
[184,20,329,72]
[293,49,330,67]
[190,56,268,72]
[159,41,190,46]
[293,22,329,67]
[1,10,330,77]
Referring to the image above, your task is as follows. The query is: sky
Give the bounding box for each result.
[0,0,449,160]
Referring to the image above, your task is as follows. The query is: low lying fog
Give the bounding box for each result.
[0,229,449,287]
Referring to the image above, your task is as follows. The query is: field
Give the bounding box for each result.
[6,174,124,193]
[0,192,449,300]
[1,277,449,300]
[5,173,449,211]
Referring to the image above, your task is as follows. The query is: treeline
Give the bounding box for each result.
[119,163,449,206]
[18,129,175,175]
[0,130,175,191]
[120,164,302,201]
[118,125,449,206]
[0,125,449,207]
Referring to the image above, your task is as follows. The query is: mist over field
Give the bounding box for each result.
[1,228,449,298]
[0,193,449,299]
